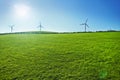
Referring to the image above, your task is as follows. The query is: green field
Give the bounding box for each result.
[0,32,120,80]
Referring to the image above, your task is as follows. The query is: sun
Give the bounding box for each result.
[14,4,30,18]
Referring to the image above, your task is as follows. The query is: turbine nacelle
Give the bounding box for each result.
[9,25,15,32]
[37,22,44,31]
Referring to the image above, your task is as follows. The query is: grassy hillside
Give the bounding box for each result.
[0,32,120,80]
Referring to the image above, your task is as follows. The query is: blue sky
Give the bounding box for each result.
[0,0,120,33]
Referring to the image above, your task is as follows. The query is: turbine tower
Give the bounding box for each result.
[38,22,43,31]
[9,25,14,32]
[80,18,89,32]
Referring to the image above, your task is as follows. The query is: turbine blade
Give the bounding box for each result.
[86,24,89,28]
[80,23,85,25]
[9,25,14,28]
[85,18,88,23]
[12,25,14,27]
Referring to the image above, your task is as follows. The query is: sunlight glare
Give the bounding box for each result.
[14,4,30,18]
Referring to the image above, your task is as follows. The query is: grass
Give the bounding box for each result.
[0,32,120,80]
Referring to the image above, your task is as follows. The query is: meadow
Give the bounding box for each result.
[0,32,120,80]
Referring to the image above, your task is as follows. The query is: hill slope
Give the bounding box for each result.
[0,32,120,80]
[0,31,58,35]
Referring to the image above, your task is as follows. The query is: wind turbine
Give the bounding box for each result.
[9,25,14,32]
[37,22,43,31]
[80,18,89,32]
